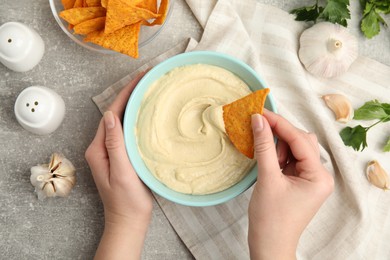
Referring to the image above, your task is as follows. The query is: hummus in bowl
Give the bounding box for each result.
[123,51,277,206]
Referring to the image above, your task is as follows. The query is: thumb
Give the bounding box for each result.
[103,111,128,167]
[251,114,281,180]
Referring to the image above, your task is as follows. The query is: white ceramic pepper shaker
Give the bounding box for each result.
[14,86,65,135]
[0,22,45,72]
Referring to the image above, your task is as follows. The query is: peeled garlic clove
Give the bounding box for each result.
[366,160,389,190]
[322,94,353,123]
[298,22,358,78]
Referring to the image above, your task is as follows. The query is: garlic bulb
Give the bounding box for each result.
[298,22,358,78]
[366,160,389,190]
[322,93,353,123]
[30,153,76,200]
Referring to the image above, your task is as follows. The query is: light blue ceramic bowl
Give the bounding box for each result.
[123,51,277,207]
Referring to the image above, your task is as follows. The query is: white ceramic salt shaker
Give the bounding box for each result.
[14,86,65,135]
[0,22,45,72]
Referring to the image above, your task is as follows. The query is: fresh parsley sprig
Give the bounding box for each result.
[290,0,390,39]
[360,0,390,38]
[340,100,390,151]
[290,0,350,26]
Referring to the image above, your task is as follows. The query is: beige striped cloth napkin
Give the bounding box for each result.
[93,0,390,259]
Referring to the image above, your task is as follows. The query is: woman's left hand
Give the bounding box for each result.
[85,72,153,260]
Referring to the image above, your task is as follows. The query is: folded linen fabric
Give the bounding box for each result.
[93,0,390,259]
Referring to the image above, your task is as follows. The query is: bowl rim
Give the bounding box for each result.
[123,51,278,207]
[49,0,175,53]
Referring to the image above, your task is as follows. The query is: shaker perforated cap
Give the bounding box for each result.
[14,86,65,135]
[0,22,45,72]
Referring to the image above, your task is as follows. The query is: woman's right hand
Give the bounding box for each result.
[248,110,334,260]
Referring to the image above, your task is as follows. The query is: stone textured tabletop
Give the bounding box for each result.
[0,0,389,259]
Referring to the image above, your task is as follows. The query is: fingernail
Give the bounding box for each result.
[104,111,115,129]
[251,114,264,132]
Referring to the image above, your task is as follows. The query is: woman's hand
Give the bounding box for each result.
[85,72,153,260]
[248,110,334,260]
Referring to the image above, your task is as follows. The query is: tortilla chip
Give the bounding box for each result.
[73,16,106,35]
[150,0,169,25]
[105,0,160,34]
[84,22,141,58]
[101,0,108,8]
[137,0,157,13]
[73,0,83,8]
[59,7,106,25]
[86,0,102,7]
[222,88,270,159]
[61,0,76,10]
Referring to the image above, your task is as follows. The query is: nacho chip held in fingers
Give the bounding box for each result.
[223,88,270,159]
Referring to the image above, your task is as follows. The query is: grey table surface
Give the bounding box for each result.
[0,0,389,259]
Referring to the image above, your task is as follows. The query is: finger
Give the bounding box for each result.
[103,110,141,188]
[108,71,148,119]
[282,160,297,177]
[251,114,281,182]
[263,109,320,167]
[276,139,289,169]
[103,110,129,165]
[89,119,106,150]
[307,133,320,156]
[85,119,109,185]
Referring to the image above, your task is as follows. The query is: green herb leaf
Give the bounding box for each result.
[290,4,323,22]
[381,103,390,116]
[361,6,382,38]
[360,0,389,39]
[353,100,390,120]
[384,137,390,152]
[362,2,374,16]
[340,125,368,151]
[340,99,390,151]
[290,0,389,39]
[320,0,351,26]
[374,1,390,14]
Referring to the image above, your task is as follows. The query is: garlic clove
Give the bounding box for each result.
[52,177,75,197]
[30,165,50,186]
[366,160,389,190]
[54,157,76,177]
[66,175,77,186]
[298,22,358,78]
[34,179,49,200]
[49,153,63,172]
[322,94,353,123]
[42,181,56,197]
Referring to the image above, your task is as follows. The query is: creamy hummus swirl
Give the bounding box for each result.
[136,64,255,194]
